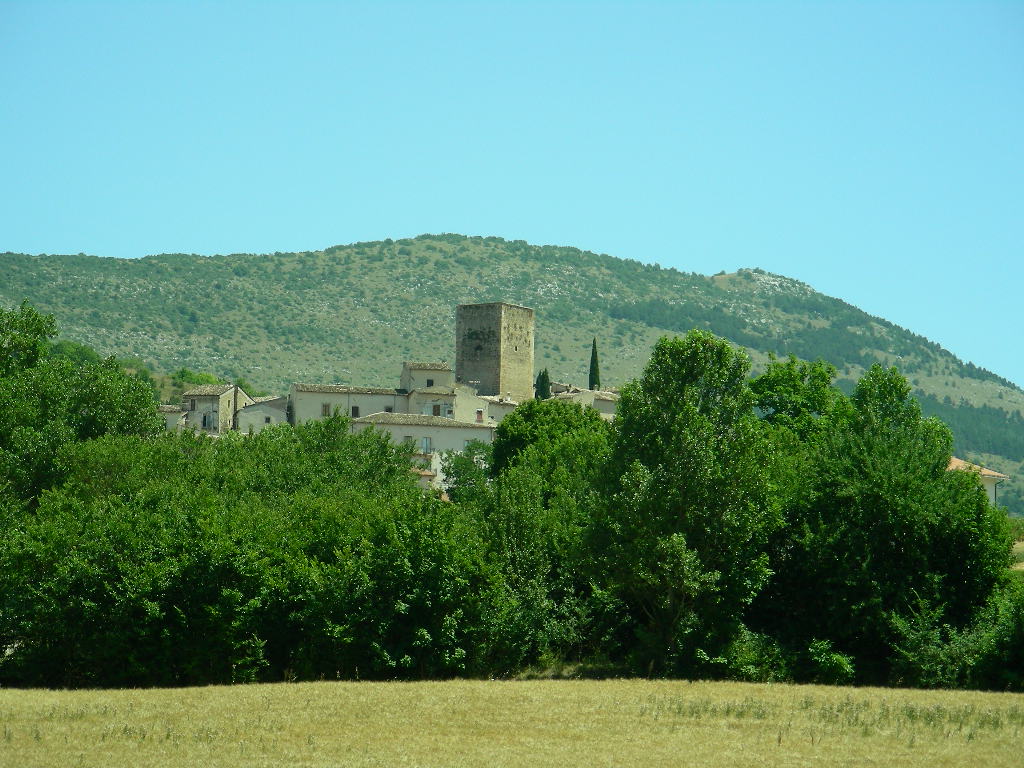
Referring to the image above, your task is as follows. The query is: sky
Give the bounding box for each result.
[2,1,1022,386]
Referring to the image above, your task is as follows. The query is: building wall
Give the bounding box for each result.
[184,395,223,433]
[455,302,534,404]
[451,386,490,423]
[555,389,619,421]
[982,476,1000,506]
[219,390,233,433]
[484,399,517,423]
[237,399,288,434]
[408,390,456,418]
[291,388,409,423]
[159,408,186,430]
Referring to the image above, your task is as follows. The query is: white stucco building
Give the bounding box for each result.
[237,395,288,434]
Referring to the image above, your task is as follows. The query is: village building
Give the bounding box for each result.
[236,395,288,434]
[400,361,454,391]
[478,394,519,422]
[180,384,254,434]
[290,383,406,423]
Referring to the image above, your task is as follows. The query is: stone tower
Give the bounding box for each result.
[455,302,534,403]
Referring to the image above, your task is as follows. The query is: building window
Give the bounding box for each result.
[464,439,472,448]
[426,378,434,387]
[385,406,393,413]
[321,403,331,418]
[351,406,360,418]
[264,416,271,424]
[420,436,432,454]
[432,404,441,417]
[475,409,484,423]
[190,399,196,411]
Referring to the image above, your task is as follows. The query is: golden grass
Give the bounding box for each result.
[1,679,1022,768]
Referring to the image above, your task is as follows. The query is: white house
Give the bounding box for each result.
[237,395,288,434]
[479,394,518,423]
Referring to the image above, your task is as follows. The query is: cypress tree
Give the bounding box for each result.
[534,368,551,399]
[589,338,601,390]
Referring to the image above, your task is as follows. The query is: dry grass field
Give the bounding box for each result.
[1,679,1021,768]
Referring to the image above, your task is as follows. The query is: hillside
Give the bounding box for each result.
[2,233,1022,512]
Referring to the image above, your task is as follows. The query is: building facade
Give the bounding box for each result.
[181,384,254,434]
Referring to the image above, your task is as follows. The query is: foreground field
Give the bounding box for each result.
[1,679,1021,767]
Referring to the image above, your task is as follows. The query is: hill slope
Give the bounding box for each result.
[3,233,1022,511]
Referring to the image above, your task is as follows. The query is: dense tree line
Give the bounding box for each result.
[0,304,1020,689]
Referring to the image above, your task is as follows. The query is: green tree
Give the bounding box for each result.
[0,305,162,502]
[750,354,841,440]
[440,439,492,505]
[748,364,1011,684]
[534,368,551,400]
[1,300,56,376]
[594,332,780,674]
[490,397,611,477]
[588,338,601,390]
[480,406,613,671]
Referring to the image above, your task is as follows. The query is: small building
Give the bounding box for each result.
[181,384,254,434]
[350,412,496,487]
[948,456,1010,506]
[237,395,288,434]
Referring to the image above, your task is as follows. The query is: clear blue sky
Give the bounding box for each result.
[2,1,1022,386]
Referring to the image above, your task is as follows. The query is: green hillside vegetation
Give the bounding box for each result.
[2,233,1022,513]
